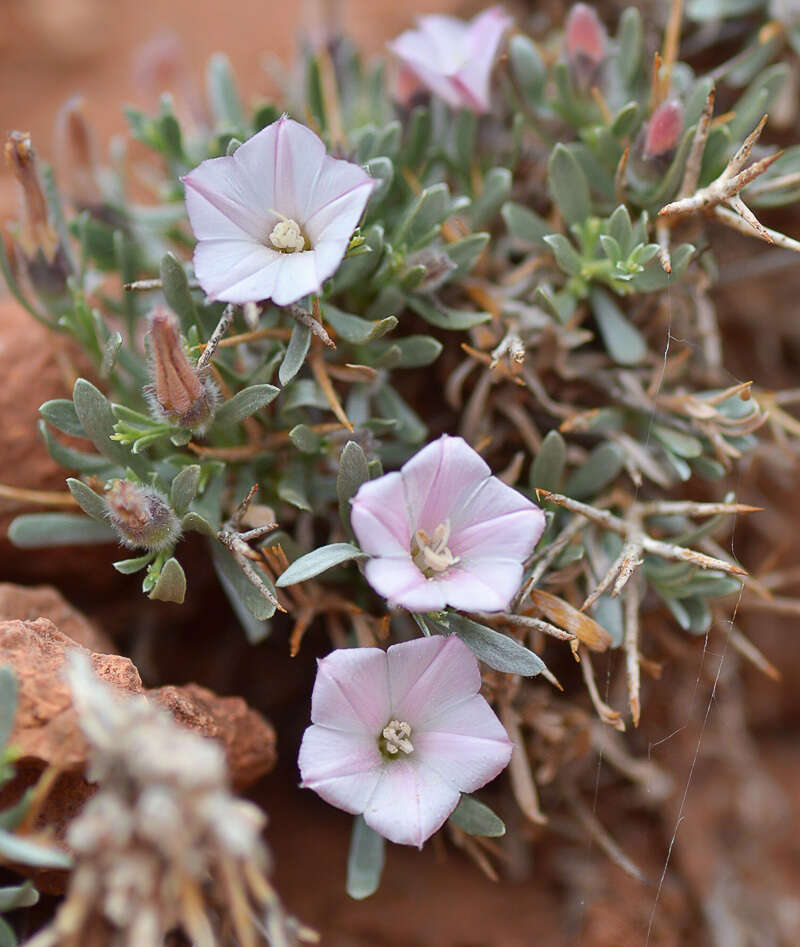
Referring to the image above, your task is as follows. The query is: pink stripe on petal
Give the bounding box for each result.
[362,758,459,847]
[451,507,545,561]
[417,691,513,743]
[310,647,390,733]
[299,729,384,816]
[304,177,375,244]
[182,159,268,241]
[387,635,481,726]
[439,559,525,612]
[450,472,537,533]
[193,240,281,303]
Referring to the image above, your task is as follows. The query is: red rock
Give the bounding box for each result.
[0,583,113,652]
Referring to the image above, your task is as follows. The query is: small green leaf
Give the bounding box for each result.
[509,34,546,103]
[565,443,625,499]
[279,323,311,386]
[0,828,72,869]
[653,425,703,458]
[148,557,186,604]
[0,668,18,751]
[72,379,147,477]
[276,543,365,587]
[470,167,512,227]
[590,288,646,366]
[0,882,39,913]
[442,614,551,678]
[543,234,582,276]
[531,430,566,492]
[346,816,385,901]
[8,514,116,548]
[375,335,442,368]
[210,540,276,623]
[214,384,280,426]
[170,465,201,515]
[288,424,322,454]
[337,442,370,533]
[160,252,199,331]
[449,795,506,837]
[39,399,85,437]
[407,296,490,330]
[548,144,591,225]
[206,53,245,130]
[501,202,550,248]
[323,304,397,343]
[615,7,643,85]
[112,553,155,575]
[66,478,108,523]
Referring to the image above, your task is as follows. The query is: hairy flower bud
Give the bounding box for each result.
[105,480,181,550]
[145,309,218,431]
[565,3,607,91]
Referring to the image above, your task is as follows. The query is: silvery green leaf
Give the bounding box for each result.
[632,243,694,291]
[654,425,703,458]
[728,64,788,142]
[442,232,489,275]
[0,828,72,869]
[449,795,506,837]
[615,7,643,84]
[565,443,625,499]
[160,252,199,331]
[277,473,311,512]
[66,478,108,523]
[101,331,123,377]
[470,167,511,227]
[170,465,201,515]
[0,882,38,913]
[39,399,85,437]
[599,235,622,265]
[663,450,692,481]
[590,288,646,366]
[206,53,245,130]
[403,106,431,167]
[509,34,546,103]
[214,384,280,426]
[610,101,640,138]
[376,335,442,368]
[149,558,186,604]
[543,234,582,276]
[0,916,14,947]
[592,595,624,648]
[279,323,311,386]
[40,423,110,476]
[534,286,576,324]
[289,424,321,454]
[548,144,591,225]
[322,304,397,343]
[364,156,393,206]
[181,511,217,537]
[346,816,384,901]
[682,595,712,635]
[210,540,276,624]
[454,109,477,172]
[375,386,427,443]
[407,296,490,330]
[331,225,384,291]
[0,668,17,751]
[691,456,726,479]
[276,543,365,587]
[112,553,154,575]
[501,202,550,248]
[531,430,566,492]
[607,205,634,256]
[443,614,550,677]
[337,441,370,532]
[8,514,116,548]
[72,379,148,478]
[395,182,449,248]
[679,572,741,598]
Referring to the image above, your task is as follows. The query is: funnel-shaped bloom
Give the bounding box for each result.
[298,635,512,847]
[388,7,512,114]
[351,434,545,613]
[182,116,375,306]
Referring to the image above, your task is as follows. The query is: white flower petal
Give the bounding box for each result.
[426,563,518,612]
[451,507,545,561]
[193,239,282,303]
[363,557,431,606]
[351,471,412,557]
[450,469,540,534]
[298,724,384,815]
[182,157,269,241]
[303,174,375,245]
[363,758,460,847]
[310,647,390,734]
[269,117,328,223]
[386,635,481,726]
[414,694,512,792]
[269,250,322,306]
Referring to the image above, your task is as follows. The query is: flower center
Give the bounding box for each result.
[268,216,307,253]
[410,520,459,578]
[379,719,414,758]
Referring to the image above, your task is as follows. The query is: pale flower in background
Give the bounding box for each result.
[182,116,374,306]
[298,635,513,847]
[351,434,546,613]
[388,7,513,114]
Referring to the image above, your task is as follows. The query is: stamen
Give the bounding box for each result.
[269,216,306,253]
[381,719,414,756]
[411,519,459,577]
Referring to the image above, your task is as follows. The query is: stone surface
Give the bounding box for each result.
[0,616,276,892]
[0,583,113,653]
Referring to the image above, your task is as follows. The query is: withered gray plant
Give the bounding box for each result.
[24,655,313,947]
[2,0,800,904]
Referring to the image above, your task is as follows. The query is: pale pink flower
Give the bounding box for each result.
[388,7,513,114]
[298,635,512,847]
[351,434,545,613]
[182,116,375,306]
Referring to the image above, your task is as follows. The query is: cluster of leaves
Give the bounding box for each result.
[3,1,800,893]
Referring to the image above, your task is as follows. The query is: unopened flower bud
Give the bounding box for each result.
[145,309,218,432]
[643,100,684,158]
[105,480,181,550]
[55,96,103,211]
[565,3,607,91]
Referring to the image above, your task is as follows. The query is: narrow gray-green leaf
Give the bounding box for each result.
[0,882,39,912]
[0,668,17,751]
[170,465,201,515]
[346,815,385,900]
[449,795,506,838]
[39,399,86,437]
[279,323,311,386]
[323,304,397,343]
[337,441,370,533]
[501,201,550,248]
[444,614,549,677]
[66,478,108,523]
[590,288,646,366]
[0,829,72,869]
[72,379,147,477]
[531,430,566,492]
[565,443,625,499]
[548,144,591,225]
[210,540,276,623]
[214,384,280,426]
[8,514,116,548]
[509,34,546,103]
[149,557,186,604]
[160,252,199,330]
[276,543,365,587]
[407,296,490,330]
